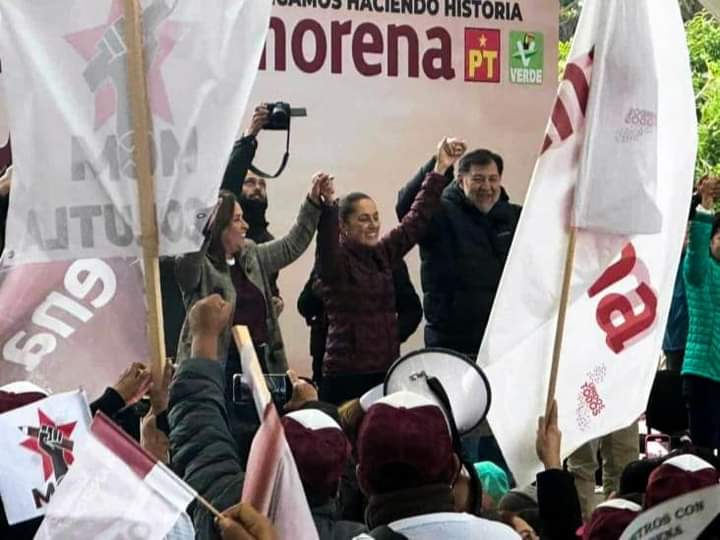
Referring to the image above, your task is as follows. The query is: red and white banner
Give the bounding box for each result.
[0,0,271,264]
[0,390,91,525]
[34,412,196,540]
[478,0,697,486]
[0,258,149,400]
[237,327,319,540]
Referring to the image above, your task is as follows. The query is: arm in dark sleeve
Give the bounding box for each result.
[536,469,582,540]
[90,387,126,417]
[169,358,245,529]
[396,157,453,220]
[378,172,449,267]
[392,262,422,343]
[297,270,324,325]
[316,203,343,283]
[220,135,258,197]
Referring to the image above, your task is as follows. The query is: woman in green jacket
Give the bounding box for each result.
[682,178,720,451]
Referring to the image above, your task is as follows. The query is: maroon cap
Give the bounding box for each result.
[356,391,455,496]
[645,454,719,508]
[282,410,350,499]
[0,390,46,415]
[582,499,642,540]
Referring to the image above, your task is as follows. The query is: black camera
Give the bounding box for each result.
[264,102,307,131]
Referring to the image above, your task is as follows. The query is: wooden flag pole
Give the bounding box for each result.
[545,226,577,419]
[123,0,167,386]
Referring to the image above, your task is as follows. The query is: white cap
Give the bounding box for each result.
[0,381,48,395]
[384,348,491,435]
[285,409,342,431]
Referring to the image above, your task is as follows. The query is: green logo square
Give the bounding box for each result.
[509,31,544,85]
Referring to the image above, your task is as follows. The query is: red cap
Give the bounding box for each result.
[282,409,350,499]
[582,499,642,539]
[645,454,719,508]
[356,391,455,495]
[0,388,46,415]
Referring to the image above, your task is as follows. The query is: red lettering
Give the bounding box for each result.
[330,20,352,74]
[260,17,286,72]
[352,23,383,77]
[589,243,636,297]
[423,27,455,80]
[388,25,419,78]
[595,283,658,354]
[292,19,327,73]
[589,243,658,354]
[261,17,452,79]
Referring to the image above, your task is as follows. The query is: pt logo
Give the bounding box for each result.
[509,31,544,85]
[19,409,77,509]
[465,28,501,83]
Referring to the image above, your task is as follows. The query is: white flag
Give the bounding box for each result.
[478,0,697,486]
[0,0,271,264]
[237,327,319,540]
[34,412,197,540]
[0,390,91,525]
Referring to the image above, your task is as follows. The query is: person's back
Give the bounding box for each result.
[396,152,521,357]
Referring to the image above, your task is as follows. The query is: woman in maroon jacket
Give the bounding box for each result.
[315,138,466,405]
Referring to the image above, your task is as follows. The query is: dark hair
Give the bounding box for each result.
[339,192,372,223]
[619,459,661,496]
[457,149,504,176]
[207,190,239,269]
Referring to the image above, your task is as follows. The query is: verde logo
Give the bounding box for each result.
[509,31,544,85]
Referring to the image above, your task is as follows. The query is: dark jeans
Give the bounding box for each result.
[683,374,720,451]
[664,349,685,373]
[319,372,386,406]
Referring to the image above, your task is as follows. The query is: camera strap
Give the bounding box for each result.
[248,120,291,179]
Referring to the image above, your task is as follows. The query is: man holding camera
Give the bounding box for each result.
[221,104,284,315]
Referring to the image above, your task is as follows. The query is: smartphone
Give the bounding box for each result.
[233,373,290,408]
[645,433,671,459]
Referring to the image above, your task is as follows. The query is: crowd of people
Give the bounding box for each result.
[1,103,720,539]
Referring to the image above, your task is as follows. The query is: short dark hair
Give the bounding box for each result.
[458,149,504,176]
[207,190,238,269]
[339,192,372,223]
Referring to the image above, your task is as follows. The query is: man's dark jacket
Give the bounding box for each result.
[169,358,245,540]
[396,158,521,356]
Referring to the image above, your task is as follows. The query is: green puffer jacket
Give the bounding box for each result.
[682,211,720,382]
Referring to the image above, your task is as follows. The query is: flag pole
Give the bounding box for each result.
[545,226,577,418]
[123,0,167,387]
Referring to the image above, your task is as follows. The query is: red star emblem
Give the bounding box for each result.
[63,0,183,130]
[20,409,77,482]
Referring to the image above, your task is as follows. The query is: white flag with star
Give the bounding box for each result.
[0,0,271,263]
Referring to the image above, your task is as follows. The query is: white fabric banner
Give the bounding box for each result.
[34,413,194,540]
[0,0,271,264]
[0,390,91,525]
[619,485,720,540]
[239,329,319,540]
[478,0,697,486]
[573,0,661,234]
